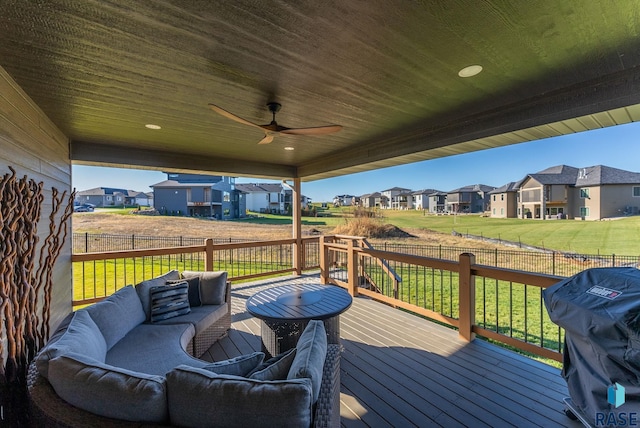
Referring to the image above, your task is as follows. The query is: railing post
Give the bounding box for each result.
[458,252,476,342]
[347,239,359,297]
[319,236,329,284]
[204,238,214,271]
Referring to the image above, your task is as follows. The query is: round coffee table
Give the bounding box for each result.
[246,283,352,358]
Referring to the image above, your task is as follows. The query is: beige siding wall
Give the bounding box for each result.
[0,67,72,349]
[598,185,640,218]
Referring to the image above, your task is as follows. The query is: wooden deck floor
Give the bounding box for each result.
[200,274,582,428]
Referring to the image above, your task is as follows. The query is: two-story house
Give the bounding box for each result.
[446,184,495,214]
[412,189,442,211]
[518,164,640,220]
[152,173,245,219]
[235,183,292,214]
[360,192,387,209]
[428,191,448,214]
[380,187,412,209]
[489,181,521,218]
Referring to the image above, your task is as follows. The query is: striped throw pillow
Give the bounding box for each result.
[149,282,190,322]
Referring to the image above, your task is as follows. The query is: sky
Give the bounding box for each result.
[72,121,640,202]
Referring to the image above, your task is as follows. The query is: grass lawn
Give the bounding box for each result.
[232,207,639,255]
[378,210,640,255]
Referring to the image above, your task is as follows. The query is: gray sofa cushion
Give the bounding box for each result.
[287,320,328,403]
[153,304,227,336]
[249,348,297,381]
[48,353,168,424]
[106,323,207,376]
[150,282,191,322]
[85,285,146,349]
[136,270,181,321]
[35,310,107,379]
[166,365,313,428]
[183,270,227,305]
[202,352,265,376]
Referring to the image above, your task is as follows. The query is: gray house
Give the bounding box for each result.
[427,191,448,214]
[446,184,495,214]
[76,187,131,207]
[412,189,442,211]
[152,173,246,219]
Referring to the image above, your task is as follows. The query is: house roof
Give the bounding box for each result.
[381,187,412,193]
[575,165,640,186]
[527,165,580,185]
[235,183,285,193]
[76,187,129,196]
[151,180,218,188]
[3,3,640,182]
[411,188,442,196]
[523,164,640,187]
[447,184,496,194]
[488,181,521,194]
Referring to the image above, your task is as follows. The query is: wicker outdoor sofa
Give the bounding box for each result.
[27,270,341,427]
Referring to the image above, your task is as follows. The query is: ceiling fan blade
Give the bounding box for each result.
[257,134,274,145]
[209,103,262,129]
[280,125,343,136]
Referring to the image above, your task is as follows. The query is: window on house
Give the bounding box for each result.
[492,208,495,214]
[223,192,230,202]
[492,195,496,201]
[223,209,230,216]
[500,208,504,215]
[501,194,504,201]
[580,188,589,199]
[580,207,589,217]
[633,186,640,197]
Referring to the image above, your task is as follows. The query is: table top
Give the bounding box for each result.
[246,283,353,322]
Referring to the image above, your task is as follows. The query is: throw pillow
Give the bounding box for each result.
[149,282,190,323]
[135,270,181,321]
[167,276,201,307]
[183,270,227,305]
[202,351,265,376]
[248,348,297,381]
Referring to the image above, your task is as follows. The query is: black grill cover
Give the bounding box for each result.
[543,267,640,424]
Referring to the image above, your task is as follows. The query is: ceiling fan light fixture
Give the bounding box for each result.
[145,124,162,130]
[458,65,483,78]
[284,146,294,151]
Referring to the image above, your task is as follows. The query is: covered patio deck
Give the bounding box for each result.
[201,274,580,428]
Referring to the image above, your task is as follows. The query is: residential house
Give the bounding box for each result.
[76,187,131,207]
[519,164,640,220]
[489,181,521,218]
[152,173,245,219]
[235,183,292,214]
[332,195,355,207]
[446,184,495,214]
[380,187,412,209]
[360,192,387,209]
[412,189,442,211]
[428,191,448,214]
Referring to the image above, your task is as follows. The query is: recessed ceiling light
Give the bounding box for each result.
[458,65,483,78]
[145,124,161,130]
[284,146,295,151]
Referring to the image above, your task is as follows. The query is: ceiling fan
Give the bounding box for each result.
[208,102,342,145]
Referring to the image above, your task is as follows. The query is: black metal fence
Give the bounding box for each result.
[73,233,639,278]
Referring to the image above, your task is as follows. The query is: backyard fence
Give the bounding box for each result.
[73,233,639,278]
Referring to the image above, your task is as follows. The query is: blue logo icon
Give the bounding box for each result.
[608,383,626,408]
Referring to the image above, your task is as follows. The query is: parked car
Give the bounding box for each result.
[74,203,95,212]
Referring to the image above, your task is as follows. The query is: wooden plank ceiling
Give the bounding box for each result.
[1,1,640,181]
